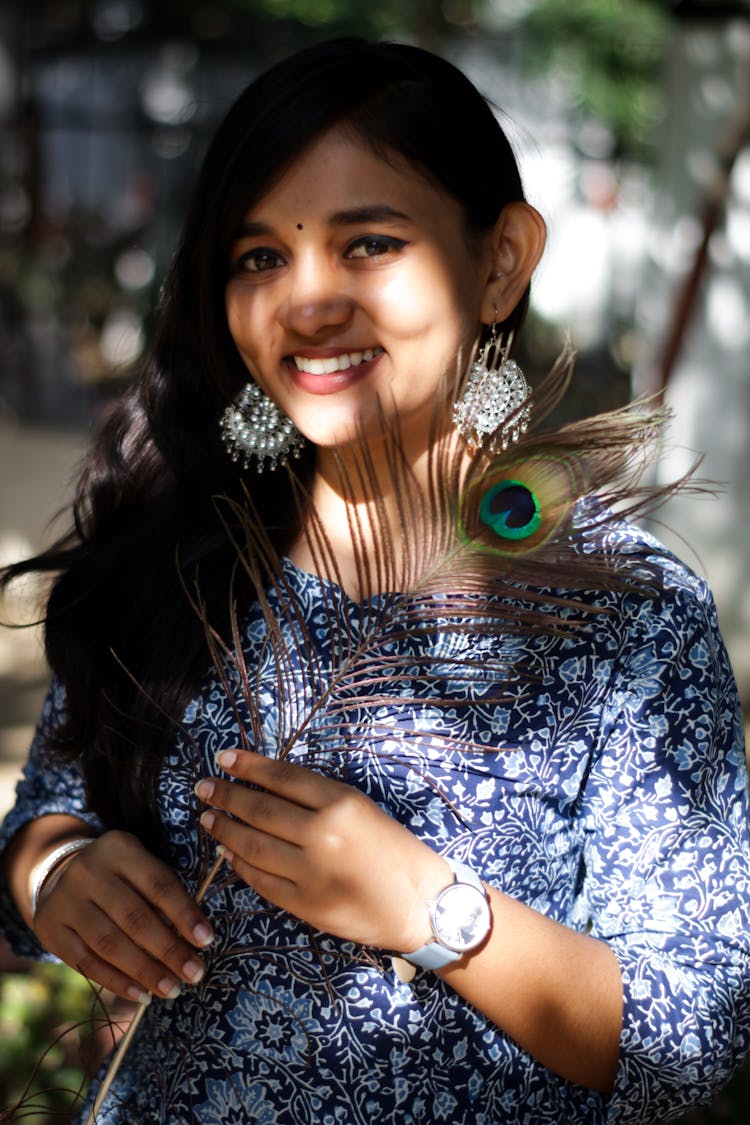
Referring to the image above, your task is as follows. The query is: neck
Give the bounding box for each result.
[287,429,472,600]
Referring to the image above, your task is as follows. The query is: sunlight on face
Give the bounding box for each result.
[224,127,493,459]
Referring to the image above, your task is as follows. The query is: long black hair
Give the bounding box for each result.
[2,39,530,853]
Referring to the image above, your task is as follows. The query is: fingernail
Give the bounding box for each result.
[158,978,182,1000]
[127,985,151,1004]
[192,922,214,947]
[182,959,205,984]
[200,811,215,831]
[216,750,237,770]
[194,779,214,800]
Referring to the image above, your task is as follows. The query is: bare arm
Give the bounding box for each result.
[438,887,621,1090]
[3,813,98,928]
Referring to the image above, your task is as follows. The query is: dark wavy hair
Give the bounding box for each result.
[2,38,530,852]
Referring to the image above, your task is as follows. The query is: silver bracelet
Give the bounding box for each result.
[29,837,96,921]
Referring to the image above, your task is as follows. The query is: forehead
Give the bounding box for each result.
[240,126,461,227]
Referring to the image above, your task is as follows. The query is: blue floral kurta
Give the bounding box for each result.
[2,520,750,1124]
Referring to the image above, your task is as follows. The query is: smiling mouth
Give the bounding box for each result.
[291,348,384,375]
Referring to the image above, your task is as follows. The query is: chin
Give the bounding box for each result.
[297,407,387,451]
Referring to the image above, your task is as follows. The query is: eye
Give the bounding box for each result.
[345,235,408,260]
[235,247,286,273]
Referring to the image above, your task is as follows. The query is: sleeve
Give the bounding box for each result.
[0,677,102,959]
[575,574,750,1124]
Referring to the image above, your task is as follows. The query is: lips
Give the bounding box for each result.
[291,347,384,375]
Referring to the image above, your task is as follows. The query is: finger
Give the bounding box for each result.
[56,927,152,1004]
[82,832,215,950]
[217,849,298,916]
[104,880,209,990]
[76,952,153,1005]
[58,859,210,990]
[199,826,300,917]
[194,777,311,845]
[39,900,188,1002]
[214,749,340,808]
[199,809,300,881]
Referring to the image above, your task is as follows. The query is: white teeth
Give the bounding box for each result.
[293,348,382,375]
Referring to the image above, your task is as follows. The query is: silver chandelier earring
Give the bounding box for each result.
[453,323,531,452]
[220,381,305,472]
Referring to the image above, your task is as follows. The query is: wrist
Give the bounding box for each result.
[399,854,453,953]
[29,836,97,922]
[400,857,492,972]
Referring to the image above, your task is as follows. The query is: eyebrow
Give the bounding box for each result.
[233,204,410,240]
[328,204,410,225]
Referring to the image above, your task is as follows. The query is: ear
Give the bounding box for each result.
[480,202,546,325]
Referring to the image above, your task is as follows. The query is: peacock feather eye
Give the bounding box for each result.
[479,480,541,540]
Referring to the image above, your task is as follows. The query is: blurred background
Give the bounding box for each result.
[0,0,748,1119]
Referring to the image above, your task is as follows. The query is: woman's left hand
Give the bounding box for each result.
[195,749,448,953]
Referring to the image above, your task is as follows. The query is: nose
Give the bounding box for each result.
[278,253,355,337]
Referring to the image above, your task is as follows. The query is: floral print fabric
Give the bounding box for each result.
[1,521,750,1124]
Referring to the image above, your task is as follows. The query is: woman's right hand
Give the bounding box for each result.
[32,830,214,1002]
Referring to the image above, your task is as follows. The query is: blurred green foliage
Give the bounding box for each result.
[520,0,672,156]
[230,0,405,32]
[0,962,99,1122]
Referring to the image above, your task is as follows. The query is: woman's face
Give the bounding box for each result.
[224,127,494,457]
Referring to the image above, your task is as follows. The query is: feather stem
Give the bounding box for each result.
[83,999,150,1123]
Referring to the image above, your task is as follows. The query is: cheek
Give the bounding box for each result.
[224,289,248,350]
[225,289,279,368]
[380,255,479,342]
[374,274,454,345]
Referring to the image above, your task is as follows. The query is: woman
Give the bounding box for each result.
[1,38,749,1125]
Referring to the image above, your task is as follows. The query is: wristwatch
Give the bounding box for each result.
[402,857,492,971]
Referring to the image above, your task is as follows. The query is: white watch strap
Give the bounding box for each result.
[445,858,484,893]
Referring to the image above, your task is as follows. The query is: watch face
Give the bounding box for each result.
[432,882,491,953]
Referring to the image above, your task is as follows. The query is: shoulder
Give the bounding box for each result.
[546,509,739,714]
[574,507,718,628]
